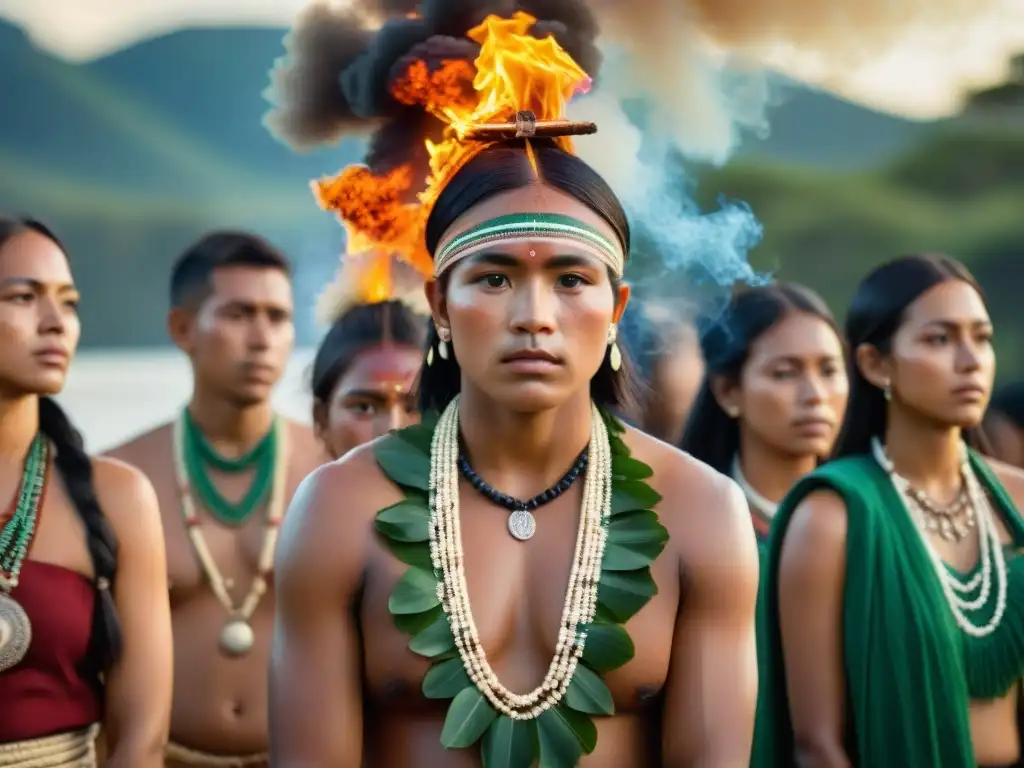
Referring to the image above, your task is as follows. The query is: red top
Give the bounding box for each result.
[0,560,100,743]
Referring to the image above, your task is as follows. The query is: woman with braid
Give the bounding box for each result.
[0,217,171,767]
[758,255,1024,767]
[267,6,758,766]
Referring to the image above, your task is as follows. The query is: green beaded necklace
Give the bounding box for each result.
[0,434,50,590]
[180,410,279,527]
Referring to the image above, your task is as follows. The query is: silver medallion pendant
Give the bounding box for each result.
[218,619,255,657]
[507,508,536,541]
[0,593,32,673]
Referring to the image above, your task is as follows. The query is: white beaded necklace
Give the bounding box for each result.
[871,437,1007,637]
[731,457,778,520]
[429,396,612,718]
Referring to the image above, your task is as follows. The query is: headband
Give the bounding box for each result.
[434,213,624,277]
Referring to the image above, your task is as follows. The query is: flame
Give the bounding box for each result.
[314,11,590,302]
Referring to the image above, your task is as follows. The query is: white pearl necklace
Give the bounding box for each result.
[731,457,778,520]
[429,396,613,719]
[871,437,1007,637]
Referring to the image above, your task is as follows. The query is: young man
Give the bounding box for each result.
[106,232,322,767]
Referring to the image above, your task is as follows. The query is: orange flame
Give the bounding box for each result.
[313,10,591,302]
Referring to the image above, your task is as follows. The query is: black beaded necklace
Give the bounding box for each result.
[457,448,589,540]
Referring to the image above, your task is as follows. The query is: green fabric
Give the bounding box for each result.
[749,538,770,768]
[755,450,1024,767]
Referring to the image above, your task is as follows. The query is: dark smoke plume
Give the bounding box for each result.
[265,0,603,180]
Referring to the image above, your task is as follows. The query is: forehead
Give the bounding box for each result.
[0,231,72,283]
[903,279,988,326]
[439,183,621,254]
[208,265,292,306]
[338,344,422,388]
[749,312,841,361]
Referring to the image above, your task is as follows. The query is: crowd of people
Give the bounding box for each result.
[2,6,1023,768]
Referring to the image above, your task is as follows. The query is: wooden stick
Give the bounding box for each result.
[463,117,597,141]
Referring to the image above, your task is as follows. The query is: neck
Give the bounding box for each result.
[883,405,963,495]
[737,436,816,505]
[187,388,274,457]
[0,394,40,461]
[457,387,593,496]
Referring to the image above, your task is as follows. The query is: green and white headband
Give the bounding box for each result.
[433,213,625,277]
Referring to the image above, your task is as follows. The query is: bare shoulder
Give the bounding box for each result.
[625,427,748,540]
[89,455,164,548]
[980,455,1024,509]
[102,422,173,475]
[779,488,848,569]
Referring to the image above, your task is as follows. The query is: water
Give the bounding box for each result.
[57,348,316,453]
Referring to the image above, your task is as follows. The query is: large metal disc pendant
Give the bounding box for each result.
[219,619,255,657]
[0,593,32,672]
[508,509,536,541]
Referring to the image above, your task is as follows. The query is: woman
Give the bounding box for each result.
[268,12,759,766]
[681,283,847,546]
[0,217,172,767]
[311,299,428,459]
[758,254,1024,767]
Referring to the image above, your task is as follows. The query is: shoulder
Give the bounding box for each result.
[89,455,164,550]
[102,422,173,473]
[979,454,1024,506]
[624,426,754,562]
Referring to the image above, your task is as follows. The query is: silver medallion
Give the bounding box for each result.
[218,619,255,657]
[0,592,32,673]
[507,509,536,541]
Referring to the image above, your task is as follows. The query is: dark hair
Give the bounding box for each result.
[417,140,640,414]
[990,382,1024,428]
[311,299,429,404]
[680,283,839,473]
[833,253,986,457]
[170,231,292,308]
[0,216,122,677]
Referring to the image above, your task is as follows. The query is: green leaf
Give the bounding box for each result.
[610,480,662,515]
[392,421,435,454]
[388,567,439,615]
[481,716,537,768]
[409,614,456,658]
[600,410,626,435]
[375,500,431,542]
[393,605,443,635]
[582,622,635,671]
[564,663,615,716]
[611,455,654,480]
[537,706,596,763]
[382,538,434,571]
[440,687,498,749]
[422,657,472,699]
[602,511,670,571]
[597,568,658,623]
[374,436,430,491]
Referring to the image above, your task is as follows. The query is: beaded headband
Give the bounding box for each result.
[434,213,624,277]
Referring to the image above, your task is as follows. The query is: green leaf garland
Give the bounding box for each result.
[373,409,668,766]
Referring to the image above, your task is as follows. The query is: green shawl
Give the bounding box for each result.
[754,451,1024,767]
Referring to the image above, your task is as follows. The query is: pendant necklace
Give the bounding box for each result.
[0,434,50,673]
[173,412,289,657]
[457,446,588,540]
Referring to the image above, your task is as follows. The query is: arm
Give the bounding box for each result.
[777,490,850,768]
[662,476,760,767]
[270,460,367,767]
[95,459,173,768]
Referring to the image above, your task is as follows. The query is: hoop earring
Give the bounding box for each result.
[607,324,622,372]
[437,327,451,361]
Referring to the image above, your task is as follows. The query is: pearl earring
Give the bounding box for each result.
[437,327,451,361]
[607,325,622,371]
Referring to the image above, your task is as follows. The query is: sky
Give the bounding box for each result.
[0,0,1022,119]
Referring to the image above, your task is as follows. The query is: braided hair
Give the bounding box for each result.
[0,216,123,678]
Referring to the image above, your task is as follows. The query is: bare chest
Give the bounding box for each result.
[360,493,679,714]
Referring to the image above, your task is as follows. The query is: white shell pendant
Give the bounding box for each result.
[219,619,255,657]
[508,508,536,540]
[0,593,32,673]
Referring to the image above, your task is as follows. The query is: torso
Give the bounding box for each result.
[351,426,696,767]
[108,420,321,756]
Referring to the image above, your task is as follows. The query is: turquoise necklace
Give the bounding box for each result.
[181,410,278,526]
[0,433,50,673]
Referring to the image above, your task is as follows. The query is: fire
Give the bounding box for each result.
[314,10,591,303]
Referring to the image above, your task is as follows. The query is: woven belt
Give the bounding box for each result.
[164,742,267,767]
[0,725,99,768]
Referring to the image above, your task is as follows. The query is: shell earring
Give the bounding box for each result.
[607,324,622,372]
[437,327,451,361]
[883,379,892,402]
